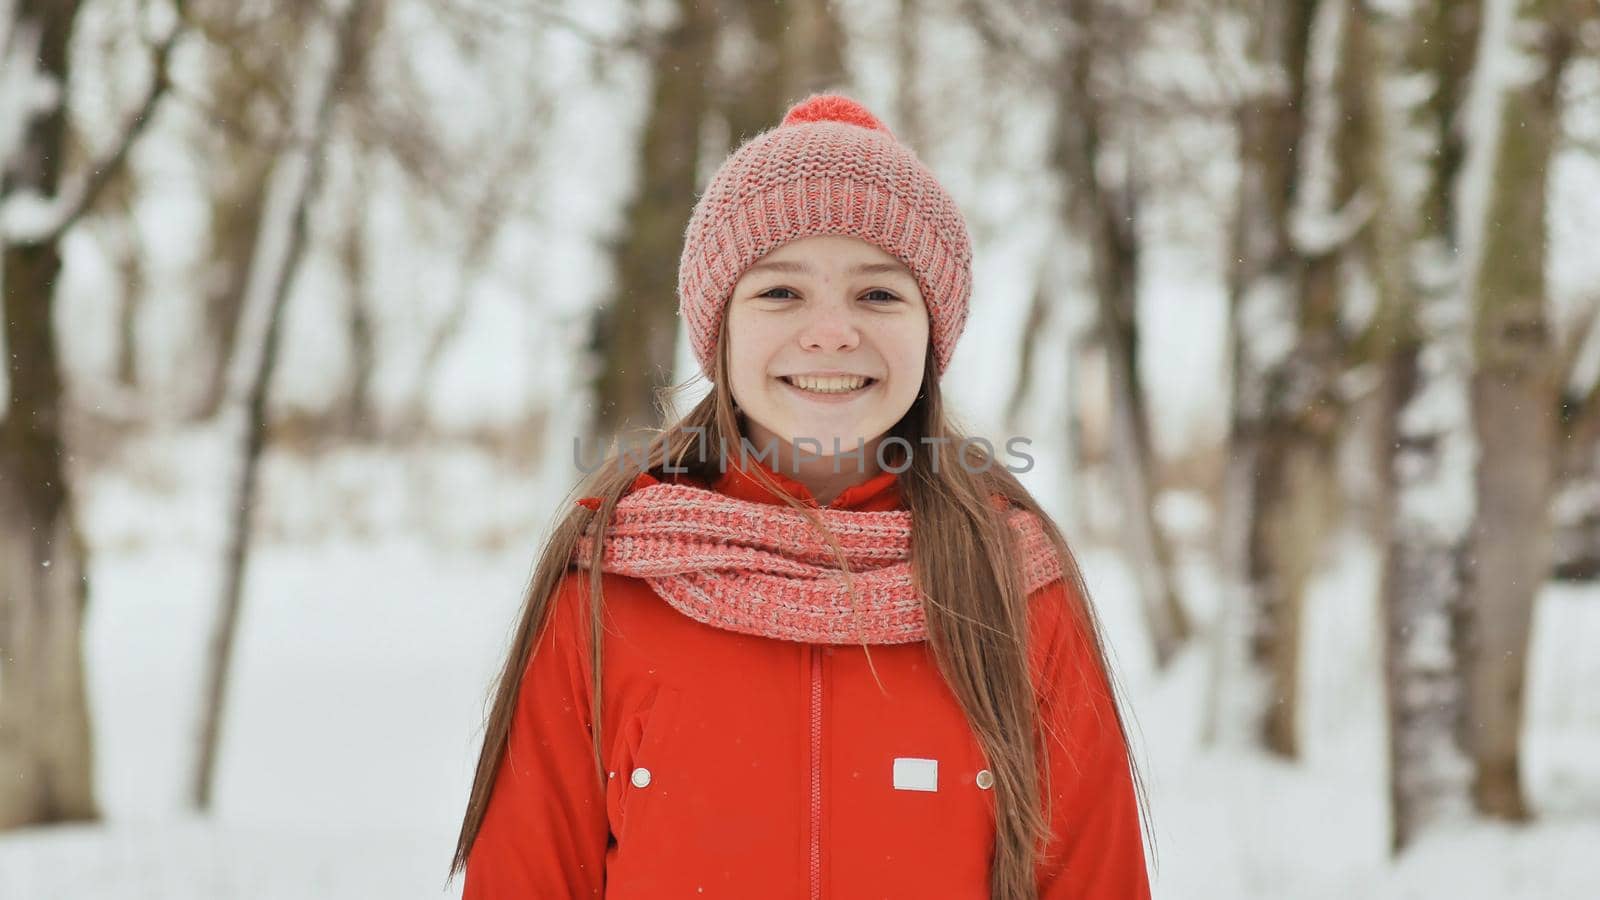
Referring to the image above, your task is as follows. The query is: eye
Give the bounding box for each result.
[759,287,798,300]
[862,289,899,304]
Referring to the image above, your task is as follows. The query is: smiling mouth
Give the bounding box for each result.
[778,375,879,395]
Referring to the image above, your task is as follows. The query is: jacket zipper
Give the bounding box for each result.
[809,643,823,900]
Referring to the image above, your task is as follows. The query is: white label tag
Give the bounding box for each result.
[892,757,938,792]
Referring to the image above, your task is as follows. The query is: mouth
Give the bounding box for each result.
[777,374,879,397]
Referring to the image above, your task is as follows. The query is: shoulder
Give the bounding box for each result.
[547,566,653,624]
[546,565,681,651]
[1024,576,1099,703]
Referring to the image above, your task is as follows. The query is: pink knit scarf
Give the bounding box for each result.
[571,481,1064,645]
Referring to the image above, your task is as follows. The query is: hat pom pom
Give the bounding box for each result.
[780,94,893,136]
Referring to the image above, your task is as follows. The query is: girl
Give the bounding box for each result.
[450,94,1153,898]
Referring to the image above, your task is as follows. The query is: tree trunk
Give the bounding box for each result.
[785,0,848,98]
[893,0,927,151]
[0,0,98,830]
[338,179,378,440]
[1460,0,1577,823]
[1210,0,1331,752]
[716,0,847,145]
[1378,0,1480,854]
[191,0,367,810]
[1003,274,1051,434]
[588,0,716,439]
[1049,6,1190,668]
[0,244,98,829]
[190,155,273,421]
[1247,417,1339,754]
[185,1,310,421]
[1380,337,1477,852]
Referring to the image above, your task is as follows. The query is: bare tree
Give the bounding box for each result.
[191,0,371,810]
[335,159,379,439]
[586,0,719,439]
[893,0,928,152]
[1057,3,1193,668]
[401,152,528,437]
[1207,0,1362,756]
[715,0,848,146]
[1374,2,1596,845]
[0,0,180,829]
[964,0,1193,669]
[1459,0,1588,824]
[1372,0,1480,853]
[181,2,315,420]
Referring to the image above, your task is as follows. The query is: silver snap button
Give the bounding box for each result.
[976,769,994,790]
[630,766,652,788]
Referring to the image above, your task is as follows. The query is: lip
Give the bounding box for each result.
[779,371,878,379]
[776,374,878,403]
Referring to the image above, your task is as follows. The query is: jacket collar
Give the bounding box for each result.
[580,452,903,513]
[709,452,902,511]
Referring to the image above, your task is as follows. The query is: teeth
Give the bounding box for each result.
[786,375,870,393]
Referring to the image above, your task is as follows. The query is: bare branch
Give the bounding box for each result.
[960,0,1065,75]
[164,77,296,151]
[1290,187,1379,257]
[442,0,662,56]
[1,1,187,245]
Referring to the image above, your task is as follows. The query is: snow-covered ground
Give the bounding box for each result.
[2,437,1597,899]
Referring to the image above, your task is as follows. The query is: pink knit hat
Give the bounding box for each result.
[676,94,973,380]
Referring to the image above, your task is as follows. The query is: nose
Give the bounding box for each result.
[797,297,861,354]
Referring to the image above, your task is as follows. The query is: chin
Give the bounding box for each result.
[798,431,882,460]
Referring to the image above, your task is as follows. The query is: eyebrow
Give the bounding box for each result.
[744,260,913,278]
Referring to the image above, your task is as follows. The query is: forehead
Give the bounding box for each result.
[742,235,912,277]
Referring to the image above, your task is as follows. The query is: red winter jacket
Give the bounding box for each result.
[463,462,1151,898]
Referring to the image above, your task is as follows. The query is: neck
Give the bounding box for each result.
[747,434,886,507]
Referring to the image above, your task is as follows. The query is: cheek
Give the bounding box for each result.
[886,324,930,384]
[724,316,781,387]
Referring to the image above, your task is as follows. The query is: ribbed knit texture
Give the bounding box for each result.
[677,93,973,379]
[571,483,1064,645]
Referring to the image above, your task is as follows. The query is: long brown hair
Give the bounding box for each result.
[449,324,1154,897]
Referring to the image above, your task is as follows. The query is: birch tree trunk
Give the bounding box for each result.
[192,0,368,810]
[1460,0,1581,823]
[1377,0,1480,853]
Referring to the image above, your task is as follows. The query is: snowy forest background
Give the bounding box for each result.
[3,0,1599,896]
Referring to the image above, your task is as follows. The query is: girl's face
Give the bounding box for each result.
[725,235,928,469]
